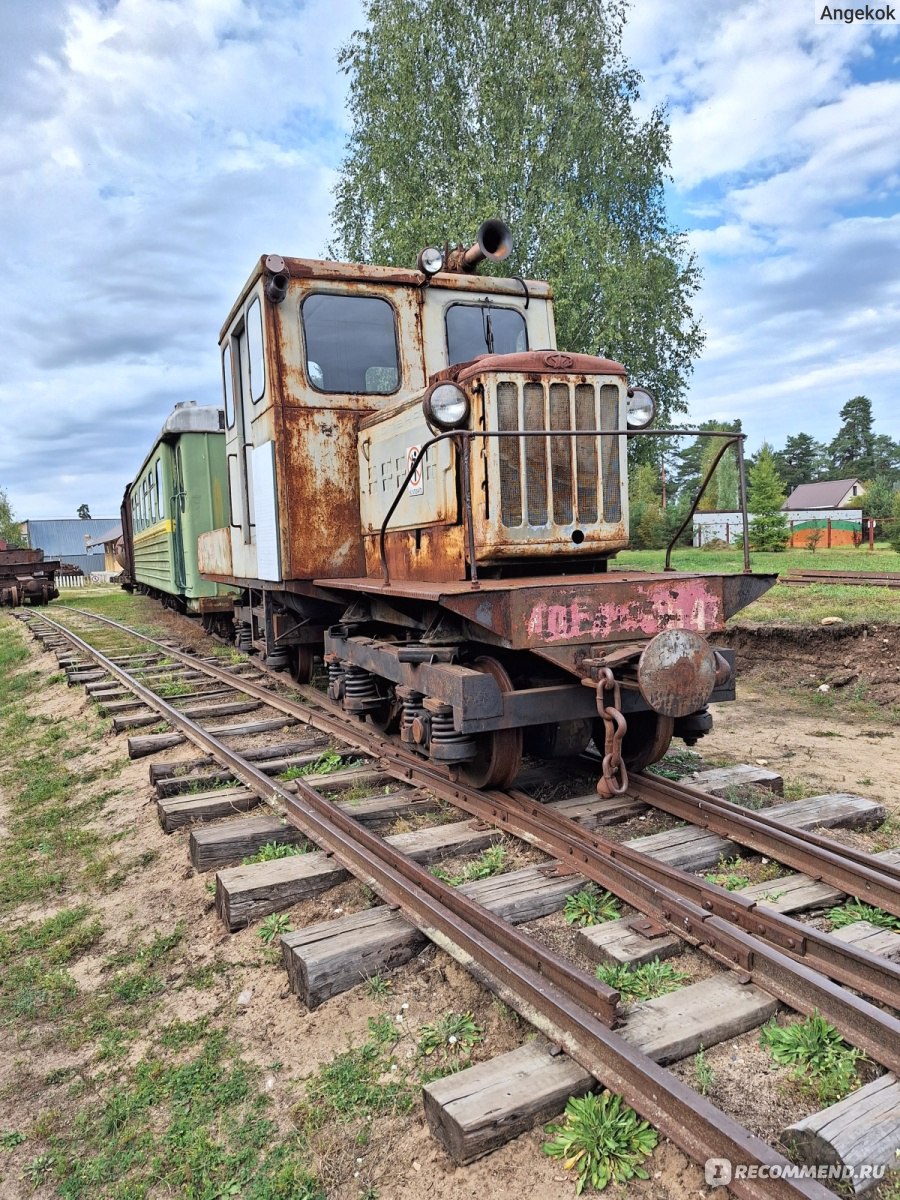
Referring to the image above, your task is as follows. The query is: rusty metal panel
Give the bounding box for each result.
[278,407,367,579]
[363,526,465,583]
[442,575,729,649]
[358,404,457,534]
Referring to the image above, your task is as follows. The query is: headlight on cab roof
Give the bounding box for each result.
[423,381,470,430]
[626,386,655,429]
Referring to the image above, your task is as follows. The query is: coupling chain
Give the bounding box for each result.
[594,666,629,798]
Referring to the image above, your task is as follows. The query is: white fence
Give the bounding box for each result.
[57,575,86,589]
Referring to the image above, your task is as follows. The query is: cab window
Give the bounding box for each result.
[247,297,265,403]
[446,303,527,366]
[301,293,399,394]
[222,343,235,428]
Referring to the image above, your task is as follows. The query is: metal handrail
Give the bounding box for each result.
[378,428,750,587]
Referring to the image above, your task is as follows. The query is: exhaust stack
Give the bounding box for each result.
[447,219,513,274]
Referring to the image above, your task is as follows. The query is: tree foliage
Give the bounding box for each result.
[331,0,704,427]
[77,503,91,520]
[773,433,829,493]
[862,476,897,521]
[748,443,789,552]
[829,396,875,478]
[0,486,22,547]
[889,491,900,554]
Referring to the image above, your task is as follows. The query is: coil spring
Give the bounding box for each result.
[400,691,427,734]
[343,666,378,700]
[430,704,462,743]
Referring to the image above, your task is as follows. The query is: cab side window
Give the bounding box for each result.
[301,293,399,394]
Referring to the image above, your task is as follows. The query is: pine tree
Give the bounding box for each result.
[773,433,829,493]
[331,0,704,428]
[829,396,875,478]
[748,444,789,552]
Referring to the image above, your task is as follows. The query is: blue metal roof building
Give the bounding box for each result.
[22,518,118,574]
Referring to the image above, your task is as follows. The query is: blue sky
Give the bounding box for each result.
[0,0,897,519]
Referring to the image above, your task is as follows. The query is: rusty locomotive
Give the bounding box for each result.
[184,220,775,792]
[0,545,60,607]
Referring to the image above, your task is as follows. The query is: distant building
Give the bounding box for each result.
[21,518,118,574]
[693,508,863,549]
[784,479,864,510]
[86,523,124,574]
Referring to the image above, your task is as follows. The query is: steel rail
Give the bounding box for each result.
[24,611,837,1200]
[30,613,618,1025]
[624,772,900,915]
[45,610,900,1061]
[31,612,900,1024]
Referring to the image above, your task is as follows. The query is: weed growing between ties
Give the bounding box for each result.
[0,614,330,1197]
[432,844,507,886]
[543,1090,658,1192]
[594,959,688,1004]
[759,1013,862,1105]
[827,899,900,931]
[563,886,621,927]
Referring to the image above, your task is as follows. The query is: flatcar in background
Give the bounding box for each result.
[194,220,776,790]
[119,402,236,632]
[0,545,60,607]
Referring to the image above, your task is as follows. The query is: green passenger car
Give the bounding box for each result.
[124,403,236,622]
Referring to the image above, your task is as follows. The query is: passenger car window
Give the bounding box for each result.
[301,294,399,394]
[247,297,265,403]
[446,303,528,366]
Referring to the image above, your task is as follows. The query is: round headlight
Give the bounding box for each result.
[423,381,470,430]
[417,246,445,276]
[626,386,655,429]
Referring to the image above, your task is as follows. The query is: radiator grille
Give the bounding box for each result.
[495,380,621,529]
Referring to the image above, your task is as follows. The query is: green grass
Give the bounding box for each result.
[417,1012,483,1058]
[827,899,900,931]
[615,546,900,575]
[759,1013,862,1104]
[543,1090,658,1192]
[0,613,330,1198]
[242,840,308,865]
[563,887,621,928]
[594,958,688,1003]
[293,1015,415,1136]
[43,1032,325,1199]
[432,845,507,886]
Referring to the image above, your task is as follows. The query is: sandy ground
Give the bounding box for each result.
[1,613,899,1200]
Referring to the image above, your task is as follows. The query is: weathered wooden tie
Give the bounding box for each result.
[113,700,261,732]
[214,819,503,926]
[280,864,587,1007]
[782,1074,900,1194]
[423,974,778,1164]
[127,716,300,758]
[625,793,884,872]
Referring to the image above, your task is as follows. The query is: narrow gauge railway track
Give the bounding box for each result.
[780,569,900,589]
[17,606,900,1199]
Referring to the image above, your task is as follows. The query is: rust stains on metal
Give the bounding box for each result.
[364,526,465,583]
[636,628,718,718]
[280,407,367,580]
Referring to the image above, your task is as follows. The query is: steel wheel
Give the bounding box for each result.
[595,710,673,775]
[457,657,523,790]
[289,645,315,684]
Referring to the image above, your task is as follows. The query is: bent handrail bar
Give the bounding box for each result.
[378,429,751,588]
